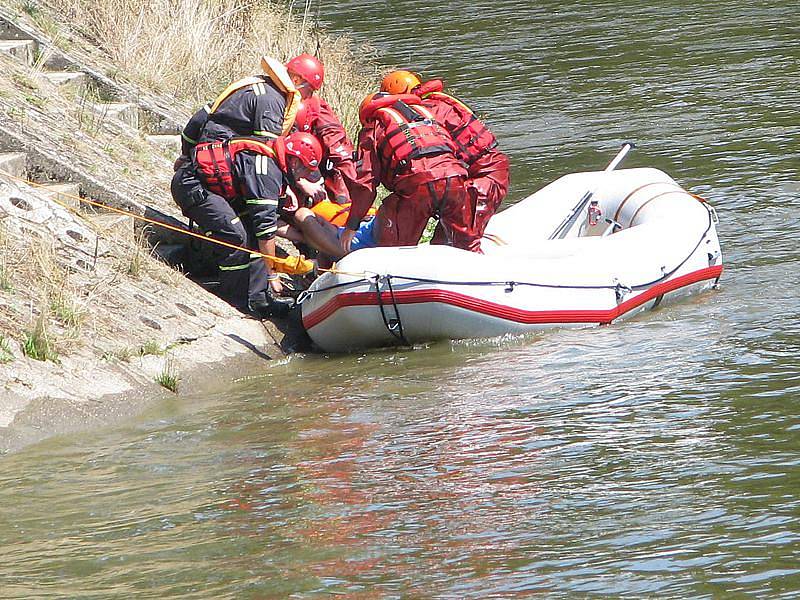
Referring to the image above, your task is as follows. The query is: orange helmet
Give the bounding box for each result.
[286,54,324,90]
[283,131,322,169]
[380,70,421,95]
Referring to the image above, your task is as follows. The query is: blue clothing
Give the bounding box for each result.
[338,216,377,252]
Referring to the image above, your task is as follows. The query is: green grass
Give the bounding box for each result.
[139,340,163,356]
[25,94,48,111]
[22,315,58,362]
[155,359,179,393]
[0,264,12,292]
[50,292,83,328]
[11,72,37,91]
[109,346,134,362]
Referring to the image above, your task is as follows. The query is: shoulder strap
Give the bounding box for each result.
[209,76,267,113]
[260,55,302,135]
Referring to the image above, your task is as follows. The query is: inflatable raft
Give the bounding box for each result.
[300,166,723,352]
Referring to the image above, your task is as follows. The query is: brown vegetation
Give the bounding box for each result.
[32,0,380,134]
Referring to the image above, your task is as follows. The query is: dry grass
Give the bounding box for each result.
[0,335,13,363]
[36,0,380,135]
[0,223,13,293]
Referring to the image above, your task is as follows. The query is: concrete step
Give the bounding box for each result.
[89,212,134,240]
[41,70,87,90]
[0,38,35,65]
[145,134,181,155]
[0,152,27,179]
[39,182,82,210]
[91,102,139,129]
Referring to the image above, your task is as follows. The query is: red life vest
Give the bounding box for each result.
[361,94,455,175]
[193,137,287,200]
[416,80,498,164]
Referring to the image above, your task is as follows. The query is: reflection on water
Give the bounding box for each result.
[1,0,799,596]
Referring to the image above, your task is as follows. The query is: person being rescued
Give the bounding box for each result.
[274,83,374,264]
[171,55,323,318]
[285,53,358,206]
[342,91,476,254]
[380,70,510,252]
[277,198,378,263]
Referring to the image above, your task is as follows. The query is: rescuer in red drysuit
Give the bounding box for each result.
[171,132,322,318]
[342,92,474,253]
[286,54,358,206]
[381,71,510,251]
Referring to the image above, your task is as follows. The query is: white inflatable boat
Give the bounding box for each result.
[300,165,723,353]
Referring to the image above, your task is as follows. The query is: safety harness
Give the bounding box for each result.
[193,137,286,201]
[361,94,455,177]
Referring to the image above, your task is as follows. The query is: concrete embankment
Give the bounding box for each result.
[0,4,328,452]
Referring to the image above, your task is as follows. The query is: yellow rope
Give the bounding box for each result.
[1,170,369,278]
[1,171,303,268]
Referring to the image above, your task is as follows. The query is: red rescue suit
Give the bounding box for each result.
[296,96,358,204]
[349,94,475,250]
[415,80,510,243]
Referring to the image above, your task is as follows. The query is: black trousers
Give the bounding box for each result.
[171,163,269,310]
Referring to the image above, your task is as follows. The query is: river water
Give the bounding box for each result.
[2,1,799,597]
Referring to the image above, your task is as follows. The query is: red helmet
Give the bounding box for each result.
[283,131,322,169]
[294,96,321,133]
[286,54,324,90]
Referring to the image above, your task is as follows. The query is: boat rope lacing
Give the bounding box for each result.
[297,202,717,305]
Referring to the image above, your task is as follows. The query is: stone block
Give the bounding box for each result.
[39,182,82,210]
[0,39,35,65]
[0,152,27,179]
[145,134,181,155]
[92,102,139,129]
[41,70,88,91]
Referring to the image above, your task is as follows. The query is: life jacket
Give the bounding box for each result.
[311,199,376,227]
[416,79,498,164]
[193,137,287,200]
[360,94,455,175]
[209,56,301,136]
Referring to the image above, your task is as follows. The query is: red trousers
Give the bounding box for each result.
[375,175,474,250]
[430,150,509,252]
[468,149,510,240]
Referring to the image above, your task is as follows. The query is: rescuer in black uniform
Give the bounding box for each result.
[171,58,323,317]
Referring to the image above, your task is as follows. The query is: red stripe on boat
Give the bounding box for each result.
[302,265,723,331]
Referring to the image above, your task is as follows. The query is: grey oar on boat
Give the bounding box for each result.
[549,142,636,240]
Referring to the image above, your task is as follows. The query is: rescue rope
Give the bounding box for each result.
[0,171,310,271]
